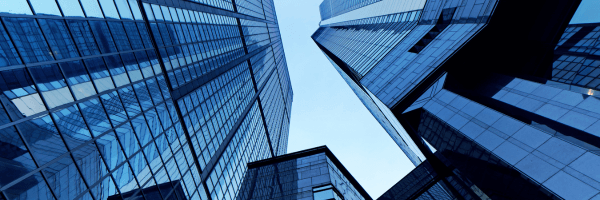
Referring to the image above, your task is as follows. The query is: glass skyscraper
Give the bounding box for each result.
[314,0,600,199]
[236,146,371,200]
[0,0,292,200]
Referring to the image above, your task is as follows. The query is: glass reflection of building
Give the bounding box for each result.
[0,0,292,200]
[236,146,371,200]
[313,0,600,199]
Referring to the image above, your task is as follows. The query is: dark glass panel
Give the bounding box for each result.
[0,23,22,67]
[89,21,117,53]
[16,115,68,166]
[0,126,38,189]
[107,21,132,51]
[123,22,144,50]
[37,19,79,60]
[66,20,101,56]
[3,172,55,200]
[42,156,88,200]
[3,18,54,64]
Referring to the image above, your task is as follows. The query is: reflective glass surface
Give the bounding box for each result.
[0,0,292,199]
[236,149,368,200]
[314,0,600,199]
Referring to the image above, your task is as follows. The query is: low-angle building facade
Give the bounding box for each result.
[314,0,600,199]
[236,146,371,200]
[0,0,292,199]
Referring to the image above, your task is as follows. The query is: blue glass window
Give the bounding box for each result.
[29,0,62,16]
[105,55,130,87]
[78,98,112,136]
[57,0,86,17]
[51,104,93,149]
[80,0,104,18]
[0,24,22,67]
[67,20,101,56]
[29,64,75,109]
[100,91,128,125]
[3,18,54,64]
[38,19,79,60]
[60,60,96,99]
[89,21,117,53]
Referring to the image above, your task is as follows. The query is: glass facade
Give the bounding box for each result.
[236,146,371,200]
[0,0,292,200]
[314,0,600,199]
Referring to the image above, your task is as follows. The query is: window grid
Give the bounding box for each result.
[313,10,420,78]
[0,0,292,199]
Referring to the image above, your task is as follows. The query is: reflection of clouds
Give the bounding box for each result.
[11,93,46,116]
[40,87,75,109]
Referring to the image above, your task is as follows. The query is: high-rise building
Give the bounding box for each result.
[313,0,600,199]
[236,146,371,200]
[0,0,292,200]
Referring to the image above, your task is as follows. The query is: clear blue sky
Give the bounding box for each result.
[273,0,415,198]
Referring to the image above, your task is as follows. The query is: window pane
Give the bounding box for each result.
[105,55,130,87]
[80,0,104,18]
[0,24,22,67]
[78,98,112,136]
[0,126,38,187]
[16,115,69,166]
[51,104,93,149]
[57,0,85,17]
[29,0,62,16]
[60,60,96,99]
[29,64,74,109]
[67,20,101,56]
[129,0,143,20]
[0,0,33,15]
[0,69,46,116]
[114,0,133,19]
[38,19,79,60]
[89,21,117,53]
[3,18,54,64]
[99,0,120,19]
[3,172,56,200]
[84,57,115,93]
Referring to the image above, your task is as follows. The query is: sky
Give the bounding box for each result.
[272,0,415,198]
[570,0,600,24]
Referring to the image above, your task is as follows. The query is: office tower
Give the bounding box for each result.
[314,0,600,199]
[0,0,292,199]
[236,146,371,200]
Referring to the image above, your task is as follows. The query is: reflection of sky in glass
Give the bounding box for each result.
[80,0,105,18]
[29,0,63,16]
[570,0,600,24]
[321,0,426,25]
[57,0,86,17]
[0,0,32,15]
